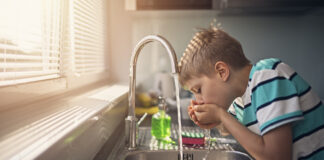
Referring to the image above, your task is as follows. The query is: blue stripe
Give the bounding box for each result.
[229,111,236,117]
[249,58,281,79]
[256,93,298,113]
[298,146,324,160]
[299,86,311,97]
[245,103,251,108]
[252,77,298,112]
[293,124,324,143]
[242,106,257,126]
[234,105,244,123]
[289,72,297,80]
[234,102,244,110]
[290,73,310,96]
[252,76,286,93]
[293,102,324,141]
[272,61,282,69]
[246,120,258,127]
[304,101,322,115]
[233,102,256,126]
[261,113,303,133]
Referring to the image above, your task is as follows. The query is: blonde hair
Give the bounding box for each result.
[178,27,250,86]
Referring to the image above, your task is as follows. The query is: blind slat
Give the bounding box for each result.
[0,74,60,87]
[0,70,60,79]
[0,62,59,68]
[72,0,106,75]
[0,53,59,61]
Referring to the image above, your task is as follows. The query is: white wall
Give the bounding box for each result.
[108,1,324,99]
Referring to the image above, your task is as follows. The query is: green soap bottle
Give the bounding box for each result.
[151,96,171,140]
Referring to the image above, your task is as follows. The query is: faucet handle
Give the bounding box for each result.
[137,112,148,126]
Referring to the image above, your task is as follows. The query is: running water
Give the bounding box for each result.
[173,74,183,160]
[202,129,211,160]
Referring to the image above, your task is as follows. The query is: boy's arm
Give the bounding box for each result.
[219,108,292,160]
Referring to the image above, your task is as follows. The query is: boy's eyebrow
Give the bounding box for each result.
[188,85,199,93]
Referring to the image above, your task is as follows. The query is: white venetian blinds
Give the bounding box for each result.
[72,0,106,75]
[0,0,62,86]
[0,0,107,87]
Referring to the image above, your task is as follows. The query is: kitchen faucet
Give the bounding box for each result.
[125,35,179,150]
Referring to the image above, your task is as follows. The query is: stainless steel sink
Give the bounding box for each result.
[125,150,252,160]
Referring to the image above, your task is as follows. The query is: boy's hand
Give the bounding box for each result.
[193,103,225,126]
[187,100,199,122]
[188,105,218,129]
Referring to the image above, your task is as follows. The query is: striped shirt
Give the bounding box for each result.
[228,58,324,160]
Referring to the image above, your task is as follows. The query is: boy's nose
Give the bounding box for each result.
[194,95,204,104]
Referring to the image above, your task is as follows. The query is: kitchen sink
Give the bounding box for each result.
[125,150,252,160]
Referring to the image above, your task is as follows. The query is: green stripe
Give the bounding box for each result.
[260,111,303,131]
[249,58,281,79]
[293,104,324,140]
[252,78,297,110]
[290,74,310,95]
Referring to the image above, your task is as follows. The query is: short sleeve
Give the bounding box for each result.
[228,101,237,119]
[251,70,304,135]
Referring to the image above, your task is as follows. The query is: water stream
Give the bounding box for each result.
[173,74,183,160]
[202,129,211,160]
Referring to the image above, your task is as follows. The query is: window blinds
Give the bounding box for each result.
[72,0,106,75]
[0,0,62,87]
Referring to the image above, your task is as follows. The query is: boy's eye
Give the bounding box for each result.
[196,88,201,94]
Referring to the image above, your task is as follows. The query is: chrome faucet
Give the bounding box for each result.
[125,35,179,150]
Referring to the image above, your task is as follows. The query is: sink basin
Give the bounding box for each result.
[125,150,252,160]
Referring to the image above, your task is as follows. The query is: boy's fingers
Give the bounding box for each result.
[191,114,198,121]
[193,105,205,112]
[190,100,194,106]
[192,100,200,105]
[187,106,192,112]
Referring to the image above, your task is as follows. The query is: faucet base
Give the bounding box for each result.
[125,116,137,150]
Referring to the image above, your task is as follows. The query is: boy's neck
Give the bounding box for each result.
[233,64,252,97]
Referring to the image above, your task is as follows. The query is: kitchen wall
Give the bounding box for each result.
[109,0,324,99]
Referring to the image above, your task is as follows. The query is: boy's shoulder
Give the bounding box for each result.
[254,58,281,70]
[249,58,295,81]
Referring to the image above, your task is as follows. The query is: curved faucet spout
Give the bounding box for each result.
[125,35,179,150]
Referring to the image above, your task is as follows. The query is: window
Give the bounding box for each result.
[0,0,107,87]
[72,0,106,75]
[0,0,62,86]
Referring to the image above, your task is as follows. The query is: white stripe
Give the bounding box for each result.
[242,87,251,106]
[256,96,301,127]
[248,123,261,135]
[250,70,280,91]
[299,89,321,112]
[275,62,296,79]
[293,127,324,159]
[228,102,236,115]
[235,97,244,108]
[261,117,303,135]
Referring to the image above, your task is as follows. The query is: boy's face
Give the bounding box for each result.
[185,74,234,109]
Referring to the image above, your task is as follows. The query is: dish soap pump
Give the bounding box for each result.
[151,96,171,140]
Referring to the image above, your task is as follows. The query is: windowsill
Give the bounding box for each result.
[0,83,128,159]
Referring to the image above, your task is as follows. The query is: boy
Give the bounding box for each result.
[178,27,324,160]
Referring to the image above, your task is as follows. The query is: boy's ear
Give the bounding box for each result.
[214,61,230,82]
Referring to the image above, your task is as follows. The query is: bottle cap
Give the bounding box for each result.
[158,96,166,111]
